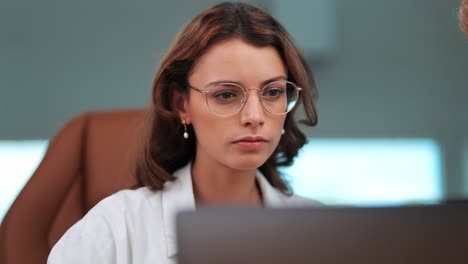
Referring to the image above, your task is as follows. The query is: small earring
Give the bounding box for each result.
[281,128,285,135]
[183,120,189,139]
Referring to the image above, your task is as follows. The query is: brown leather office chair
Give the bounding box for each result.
[0,109,147,264]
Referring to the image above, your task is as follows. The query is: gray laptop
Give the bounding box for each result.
[177,204,468,264]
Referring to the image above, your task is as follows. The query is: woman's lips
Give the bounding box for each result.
[232,136,268,150]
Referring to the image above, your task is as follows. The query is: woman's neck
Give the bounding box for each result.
[191,158,262,206]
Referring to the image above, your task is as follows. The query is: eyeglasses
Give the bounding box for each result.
[189,80,302,117]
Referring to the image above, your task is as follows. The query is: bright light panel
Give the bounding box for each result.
[282,139,442,206]
[0,140,48,223]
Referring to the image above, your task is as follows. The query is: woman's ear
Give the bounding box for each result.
[170,83,191,123]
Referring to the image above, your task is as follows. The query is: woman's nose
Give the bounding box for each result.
[239,89,265,127]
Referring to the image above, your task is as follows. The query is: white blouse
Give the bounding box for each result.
[48,162,319,264]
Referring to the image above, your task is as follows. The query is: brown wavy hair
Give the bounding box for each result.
[461,0,468,35]
[134,2,318,194]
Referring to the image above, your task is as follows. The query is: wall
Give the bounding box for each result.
[1,0,467,197]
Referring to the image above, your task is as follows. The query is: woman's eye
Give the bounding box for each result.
[214,90,238,100]
[263,88,284,98]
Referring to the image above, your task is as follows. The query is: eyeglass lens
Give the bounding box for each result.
[205,80,299,117]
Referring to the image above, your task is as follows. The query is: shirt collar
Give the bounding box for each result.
[161,161,289,257]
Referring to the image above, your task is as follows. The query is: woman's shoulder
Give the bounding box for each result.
[57,187,162,237]
[48,187,164,263]
[88,187,160,216]
[109,186,161,207]
[86,187,165,230]
[56,187,162,244]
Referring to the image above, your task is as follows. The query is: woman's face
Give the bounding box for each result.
[182,38,287,171]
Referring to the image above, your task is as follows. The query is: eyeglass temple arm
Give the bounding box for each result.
[188,85,209,94]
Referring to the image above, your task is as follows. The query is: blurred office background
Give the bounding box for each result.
[1,0,468,222]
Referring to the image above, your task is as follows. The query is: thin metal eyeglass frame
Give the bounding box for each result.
[188,80,302,117]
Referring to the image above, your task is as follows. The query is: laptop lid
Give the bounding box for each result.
[177,204,468,264]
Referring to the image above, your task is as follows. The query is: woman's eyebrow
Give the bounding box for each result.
[204,80,239,87]
[261,76,287,86]
[205,75,287,88]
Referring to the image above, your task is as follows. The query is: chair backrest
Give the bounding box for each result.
[0,109,147,264]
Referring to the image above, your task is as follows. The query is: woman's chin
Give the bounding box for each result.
[226,155,270,171]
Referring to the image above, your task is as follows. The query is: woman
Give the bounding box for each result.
[48,2,319,263]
